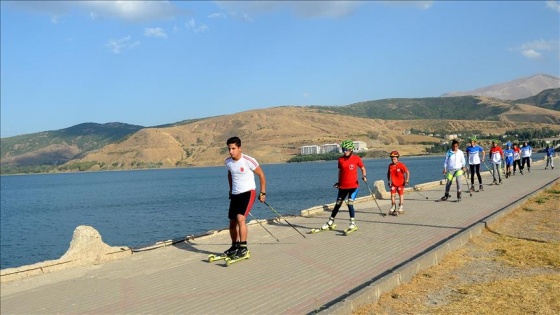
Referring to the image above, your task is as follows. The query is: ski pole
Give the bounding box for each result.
[364,181,387,217]
[248,212,280,242]
[482,161,491,172]
[263,202,306,239]
[464,170,472,197]
[413,187,429,199]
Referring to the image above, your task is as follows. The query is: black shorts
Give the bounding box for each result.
[228,190,256,220]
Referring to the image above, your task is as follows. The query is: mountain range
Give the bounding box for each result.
[441,74,560,100]
[1,74,559,174]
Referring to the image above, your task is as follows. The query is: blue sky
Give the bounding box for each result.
[1,1,559,138]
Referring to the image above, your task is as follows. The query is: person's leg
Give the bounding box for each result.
[323,190,348,228]
[470,164,475,186]
[226,198,241,255]
[456,173,462,191]
[475,164,482,184]
[229,219,238,243]
[237,214,247,242]
[347,188,358,219]
[441,173,452,200]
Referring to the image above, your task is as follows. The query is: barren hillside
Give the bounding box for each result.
[76,106,560,169]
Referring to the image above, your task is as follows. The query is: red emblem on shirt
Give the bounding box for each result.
[240,167,245,172]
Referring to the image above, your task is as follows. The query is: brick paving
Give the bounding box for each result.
[1,165,558,315]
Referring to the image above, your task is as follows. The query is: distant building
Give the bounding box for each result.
[352,141,368,152]
[444,134,458,140]
[321,143,340,154]
[300,141,368,155]
[300,145,321,155]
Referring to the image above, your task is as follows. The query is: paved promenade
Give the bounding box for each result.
[1,166,558,314]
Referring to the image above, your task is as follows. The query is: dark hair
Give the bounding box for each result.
[451,139,459,146]
[226,136,241,147]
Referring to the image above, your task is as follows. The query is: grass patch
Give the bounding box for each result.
[437,274,560,315]
[354,181,560,315]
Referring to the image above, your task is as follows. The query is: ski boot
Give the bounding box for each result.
[208,243,238,262]
[344,219,358,235]
[440,193,450,201]
[479,184,484,191]
[389,204,397,216]
[224,243,239,256]
[224,244,251,266]
[457,191,462,202]
[235,244,249,258]
[311,219,336,234]
[321,218,335,230]
[398,204,404,215]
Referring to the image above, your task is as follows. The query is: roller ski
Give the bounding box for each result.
[224,251,251,266]
[343,220,358,235]
[208,243,238,263]
[310,221,337,234]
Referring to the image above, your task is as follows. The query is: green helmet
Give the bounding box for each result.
[469,136,477,142]
[341,140,354,150]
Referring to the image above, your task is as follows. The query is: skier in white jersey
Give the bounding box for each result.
[224,136,266,258]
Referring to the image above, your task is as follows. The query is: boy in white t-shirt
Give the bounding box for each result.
[224,136,267,258]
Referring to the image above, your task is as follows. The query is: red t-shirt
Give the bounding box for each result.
[337,154,364,189]
[387,162,409,186]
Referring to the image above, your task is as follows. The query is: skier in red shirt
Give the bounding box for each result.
[387,151,410,216]
[318,140,367,233]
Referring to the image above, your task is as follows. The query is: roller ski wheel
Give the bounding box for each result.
[208,254,230,263]
[310,224,337,234]
[344,226,358,235]
[225,251,251,266]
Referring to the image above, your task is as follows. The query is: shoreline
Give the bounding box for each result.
[1,157,553,281]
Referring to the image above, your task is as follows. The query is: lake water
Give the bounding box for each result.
[0,154,545,269]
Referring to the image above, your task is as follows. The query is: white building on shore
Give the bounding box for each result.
[299,141,368,155]
[300,145,321,155]
[321,143,340,154]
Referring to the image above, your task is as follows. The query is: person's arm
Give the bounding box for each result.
[254,166,266,202]
[386,167,390,183]
[360,166,367,182]
[481,147,485,162]
[227,171,233,199]
[405,169,410,186]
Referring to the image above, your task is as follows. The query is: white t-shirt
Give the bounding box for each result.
[444,149,466,171]
[225,154,259,195]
